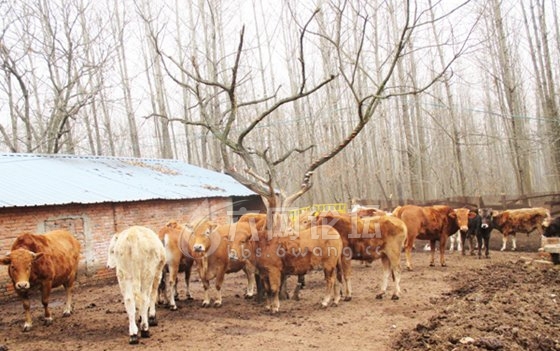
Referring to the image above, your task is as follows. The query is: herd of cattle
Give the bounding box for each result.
[1,204,559,344]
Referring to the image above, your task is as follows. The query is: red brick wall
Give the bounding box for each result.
[0,197,232,301]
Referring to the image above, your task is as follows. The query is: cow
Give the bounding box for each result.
[492,207,551,251]
[107,226,166,344]
[297,212,407,301]
[156,221,194,310]
[239,212,306,299]
[543,216,560,238]
[447,232,462,253]
[228,221,344,313]
[393,205,460,270]
[0,230,81,332]
[186,218,257,307]
[476,208,494,258]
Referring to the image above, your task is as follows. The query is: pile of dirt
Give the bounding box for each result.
[393,261,560,350]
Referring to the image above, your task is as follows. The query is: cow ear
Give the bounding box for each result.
[32,252,44,261]
[468,211,477,219]
[449,210,457,219]
[0,254,11,265]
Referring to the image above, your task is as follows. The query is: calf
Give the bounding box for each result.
[157,221,194,310]
[476,208,493,258]
[297,212,406,300]
[229,223,344,313]
[393,205,460,270]
[492,207,551,251]
[1,230,81,331]
[107,226,166,344]
[186,219,257,307]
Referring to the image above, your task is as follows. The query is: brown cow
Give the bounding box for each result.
[492,207,551,251]
[157,221,194,310]
[229,223,343,313]
[1,230,81,331]
[393,205,460,270]
[186,219,257,307]
[298,212,406,300]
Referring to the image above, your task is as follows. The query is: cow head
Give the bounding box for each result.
[228,227,254,261]
[188,219,218,257]
[1,248,43,291]
[478,208,494,229]
[106,233,119,269]
[451,208,476,233]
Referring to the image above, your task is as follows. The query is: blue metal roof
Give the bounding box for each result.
[0,153,256,208]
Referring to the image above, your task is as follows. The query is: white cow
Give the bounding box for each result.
[107,226,166,345]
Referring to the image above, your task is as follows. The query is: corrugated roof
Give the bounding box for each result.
[0,153,255,208]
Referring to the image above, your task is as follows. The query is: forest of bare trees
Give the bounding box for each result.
[1,0,559,207]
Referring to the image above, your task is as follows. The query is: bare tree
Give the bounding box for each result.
[142,1,471,230]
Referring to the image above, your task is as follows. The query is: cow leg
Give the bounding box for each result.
[500,234,508,251]
[376,257,391,299]
[405,242,414,271]
[468,235,475,256]
[511,234,517,251]
[484,234,490,258]
[242,265,256,299]
[439,239,447,267]
[62,281,74,317]
[321,268,335,308]
[429,240,437,266]
[268,270,282,313]
[20,294,33,332]
[339,258,352,301]
[477,234,483,259]
[460,232,467,256]
[138,293,151,339]
[157,268,169,306]
[214,271,225,308]
[148,269,162,327]
[457,235,462,252]
[184,260,194,300]
[201,278,211,307]
[123,289,139,344]
[167,261,180,310]
[41,282,53,326]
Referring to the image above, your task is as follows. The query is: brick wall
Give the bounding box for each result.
[0,197,232,301]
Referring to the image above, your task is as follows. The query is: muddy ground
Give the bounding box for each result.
[0,234,559,351]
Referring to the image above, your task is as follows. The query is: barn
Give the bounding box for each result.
[0,153,263,300]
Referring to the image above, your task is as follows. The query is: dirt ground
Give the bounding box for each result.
[1,234,559,351]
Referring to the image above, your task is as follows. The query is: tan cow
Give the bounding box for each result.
[157,221,194,310]
[228,223,343,313]
[298,212,406,300]
[186,219,257,307]
[492,207,551,251]
[1,230,81,331]
[393,205,460,270]
[107,226,165,344]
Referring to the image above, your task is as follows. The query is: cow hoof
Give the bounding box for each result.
[441,263,447,267]
[511,248,516,251]
[169,305,177,311]
[406,266,413,271]
[500,248,505,252]
[344,296,352,302]
[129,334,139,344]
[244,294,254,300]
[22,323,32,332]
[213,301,222,308]
[429,263,435,267]
[186,295,194,301]
[391,295,400,300]
[375,293,384,300]
[44,317,53,326]
[140,330,150,338]
[62,310,72,317]
[201,301,211,308]
[148,316,157,326]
